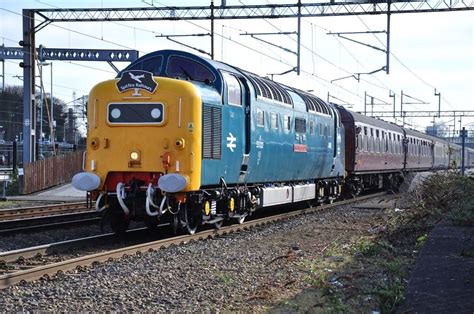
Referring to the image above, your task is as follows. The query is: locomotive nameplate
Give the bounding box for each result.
[116,70,158,94]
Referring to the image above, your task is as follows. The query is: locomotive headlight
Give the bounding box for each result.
[130,151,140,161]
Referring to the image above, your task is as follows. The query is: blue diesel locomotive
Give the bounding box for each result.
[73,49,345,233]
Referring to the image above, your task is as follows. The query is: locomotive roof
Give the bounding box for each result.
[120,49,335,115]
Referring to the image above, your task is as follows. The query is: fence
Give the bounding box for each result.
[23,150,84,194]
[0,141,83,168]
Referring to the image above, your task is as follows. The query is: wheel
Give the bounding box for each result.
[184,204,199,235]
[110,213,129,234]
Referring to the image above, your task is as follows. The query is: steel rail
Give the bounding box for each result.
[0,227,150,264]
[0,216,101,235]
[0,192,387,289]
[0,202,90,221]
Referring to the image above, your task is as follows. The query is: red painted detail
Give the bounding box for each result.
[104,172,162,192]
[293,144,308,153]
[161,152,171,171]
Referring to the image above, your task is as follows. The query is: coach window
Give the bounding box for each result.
[375,130,379,153]
[382,131,386,152]
[222,72,241,106]
[271,112,279,129]
[364,130,369,152]
[257,109,265,127]
[388,133,392,153]
[398,135,401,154]
[362,127,367,151]
[395,135,398,154]
[369,128,373,152]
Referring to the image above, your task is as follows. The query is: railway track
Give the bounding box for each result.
[0,202,91,221]
[0,202,98,234]
[0,192,390,289]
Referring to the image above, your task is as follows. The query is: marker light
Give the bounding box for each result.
[130,151,140,161]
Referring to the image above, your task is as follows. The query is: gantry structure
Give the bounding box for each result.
[9,0,474,163]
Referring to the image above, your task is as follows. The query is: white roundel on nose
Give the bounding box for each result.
[158,174,187,193]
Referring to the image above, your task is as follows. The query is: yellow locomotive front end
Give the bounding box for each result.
[73,70,202,232]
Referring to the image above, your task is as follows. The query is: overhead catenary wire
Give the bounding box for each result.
[146,0,364,100]
[355,14,457,110]
[3,2,364,102]
[2,2,467,118]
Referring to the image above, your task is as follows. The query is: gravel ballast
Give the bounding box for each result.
[0,196,401,311]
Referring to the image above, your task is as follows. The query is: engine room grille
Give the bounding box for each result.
[243,71,293,106]
[295,91,331,115]
[202,105,222,159]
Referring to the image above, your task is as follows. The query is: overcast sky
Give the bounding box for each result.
[1,0,473,133]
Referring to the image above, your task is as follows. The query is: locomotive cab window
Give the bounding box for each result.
[167,56,215,84]
[222,72,242,106]
[126,55,163,75]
